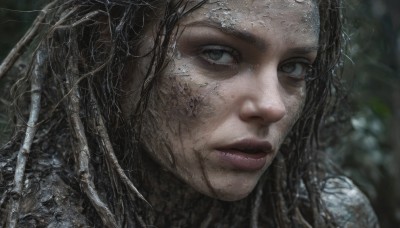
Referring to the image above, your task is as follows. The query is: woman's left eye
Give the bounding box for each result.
[198,45,239,66]
[279,61,313,80]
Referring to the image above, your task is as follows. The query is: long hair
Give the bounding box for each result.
[0,0,343,227]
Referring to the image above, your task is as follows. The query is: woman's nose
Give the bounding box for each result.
[238,69,287,125]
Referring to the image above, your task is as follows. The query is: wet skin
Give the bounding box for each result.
[124,0,319,201]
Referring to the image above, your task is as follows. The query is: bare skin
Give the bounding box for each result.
[123,0,319,204]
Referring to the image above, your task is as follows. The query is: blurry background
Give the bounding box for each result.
[0,1,399,227]
[333,0,400,227]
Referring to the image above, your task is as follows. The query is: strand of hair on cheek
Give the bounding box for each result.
[6,48,47,228]
[87,84,149,204]
[65,31,118,228]
[0,0,58,80]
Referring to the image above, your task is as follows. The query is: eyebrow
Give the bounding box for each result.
[184,20,320,54]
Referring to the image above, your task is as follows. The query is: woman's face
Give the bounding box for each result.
[125,0,319,201]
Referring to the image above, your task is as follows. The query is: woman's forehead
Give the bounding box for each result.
[188,0,317,11]
[185,0,319,28]
[181,0,320,41]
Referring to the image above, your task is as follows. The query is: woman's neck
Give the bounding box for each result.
[138,154,249,227]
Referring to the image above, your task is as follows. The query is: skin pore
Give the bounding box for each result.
[123,0,319,208]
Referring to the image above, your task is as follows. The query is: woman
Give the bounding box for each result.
[0,0,379,227]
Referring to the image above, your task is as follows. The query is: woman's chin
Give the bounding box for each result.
[193,178,259,202]
[215,191,252,202]
[207,187,254,202]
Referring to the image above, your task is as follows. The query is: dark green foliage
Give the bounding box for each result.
[0,1,46,144]
[0,1,46,59]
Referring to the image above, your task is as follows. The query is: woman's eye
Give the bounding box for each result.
[199,45,238,66]
[279,61,313,80]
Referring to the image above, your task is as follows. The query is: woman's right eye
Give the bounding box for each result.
[198,45,239,66]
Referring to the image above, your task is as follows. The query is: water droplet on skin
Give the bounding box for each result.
[295,0,305,3]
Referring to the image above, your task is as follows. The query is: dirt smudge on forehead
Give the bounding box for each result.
[205,1,240,28]
[187,0,319,37]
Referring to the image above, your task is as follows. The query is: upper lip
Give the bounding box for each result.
[216,139,273,154]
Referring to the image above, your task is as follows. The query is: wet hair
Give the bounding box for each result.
[0,0,343,227]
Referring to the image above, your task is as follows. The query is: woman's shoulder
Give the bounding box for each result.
[319,176,380,228]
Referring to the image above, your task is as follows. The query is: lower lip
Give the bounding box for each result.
[215,149,268,171]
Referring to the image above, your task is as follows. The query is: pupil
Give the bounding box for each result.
[283,64,295,73]
[208,50,223,60]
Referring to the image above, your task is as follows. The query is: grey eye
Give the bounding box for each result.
[206,50,225,61]
[200,45,237,65]
[280,62,312,80]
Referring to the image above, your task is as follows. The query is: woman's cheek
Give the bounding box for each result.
[156,70,218,122]
[139,69,218,163]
